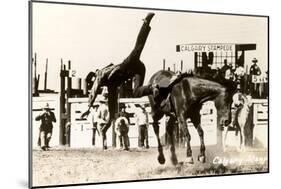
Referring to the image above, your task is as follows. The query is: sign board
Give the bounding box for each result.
[252,75,268,83]
[68,70,77,77]
[176,43,235,53]
[253,99,268,148]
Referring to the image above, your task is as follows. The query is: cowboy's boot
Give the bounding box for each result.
[143,12,155,25]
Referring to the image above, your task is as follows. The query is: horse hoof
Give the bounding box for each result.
[158,155,166,164]
[198,155,206,163]
[103,146,108,150]
[185,157,194,164]
[170,155,178,166]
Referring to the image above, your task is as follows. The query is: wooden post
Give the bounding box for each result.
[112,87,119,148]
[59,59,66,146]
[44,58,48,91]
[163,59,166,70]
[65,60,72,146]
[194,52,198,72]
[34,53,37,81]
[78,78,82,90]
[181,60,183,72]
[83,78,87,96]
[33,53,39,96]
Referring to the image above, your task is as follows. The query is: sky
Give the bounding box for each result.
[32,2,268,91]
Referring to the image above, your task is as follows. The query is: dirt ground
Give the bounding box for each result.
[32,146,268,187]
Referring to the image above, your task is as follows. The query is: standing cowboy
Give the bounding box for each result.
[35,103,56,151]
[249,58,261,98]
[96,95,110,148]
[115,116,130,150]
[136,106,149,148]
[220,59,231,79]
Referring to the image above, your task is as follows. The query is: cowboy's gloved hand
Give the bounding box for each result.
[143,12,155,25]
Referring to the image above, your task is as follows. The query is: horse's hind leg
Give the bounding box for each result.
[152,114,165,164]
[178,113,193,164]
[166,116,178,165]
[190,112,206,163]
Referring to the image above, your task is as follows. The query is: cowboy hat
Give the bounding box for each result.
[252,58,258,63]
[43,103,50,110]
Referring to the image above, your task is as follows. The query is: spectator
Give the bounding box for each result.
[118,104,130,123]
[96,95,109,141]
[234,64,246,92]
[115,116,130,150]
[118,104,131,147]
[136,106,149,148]
[35,103,56,151]
[225,65,234,80]
[250,58,262,98]
[250,58,261,75]
[220,59,231,78]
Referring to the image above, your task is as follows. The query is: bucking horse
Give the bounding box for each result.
[148,70,236,165]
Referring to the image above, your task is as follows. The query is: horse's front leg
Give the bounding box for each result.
[178,113,193,164]
[152,115,165,164]
[166,116,178,165]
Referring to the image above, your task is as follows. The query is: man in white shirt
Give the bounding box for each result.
[96,96,110,149]
[135,106,149,148]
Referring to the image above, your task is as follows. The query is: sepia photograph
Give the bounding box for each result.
[29,1,269,188]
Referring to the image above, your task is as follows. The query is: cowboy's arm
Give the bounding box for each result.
[81,74,103,119]
[88,76,101,108]
[50,111,56,123]
[35,114,42,121]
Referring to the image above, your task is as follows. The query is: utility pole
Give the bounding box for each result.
[44,58,48,91]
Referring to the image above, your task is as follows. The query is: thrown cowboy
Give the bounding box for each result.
[82,12,186,118]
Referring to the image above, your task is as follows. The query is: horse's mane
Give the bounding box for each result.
[193,70,237,95]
